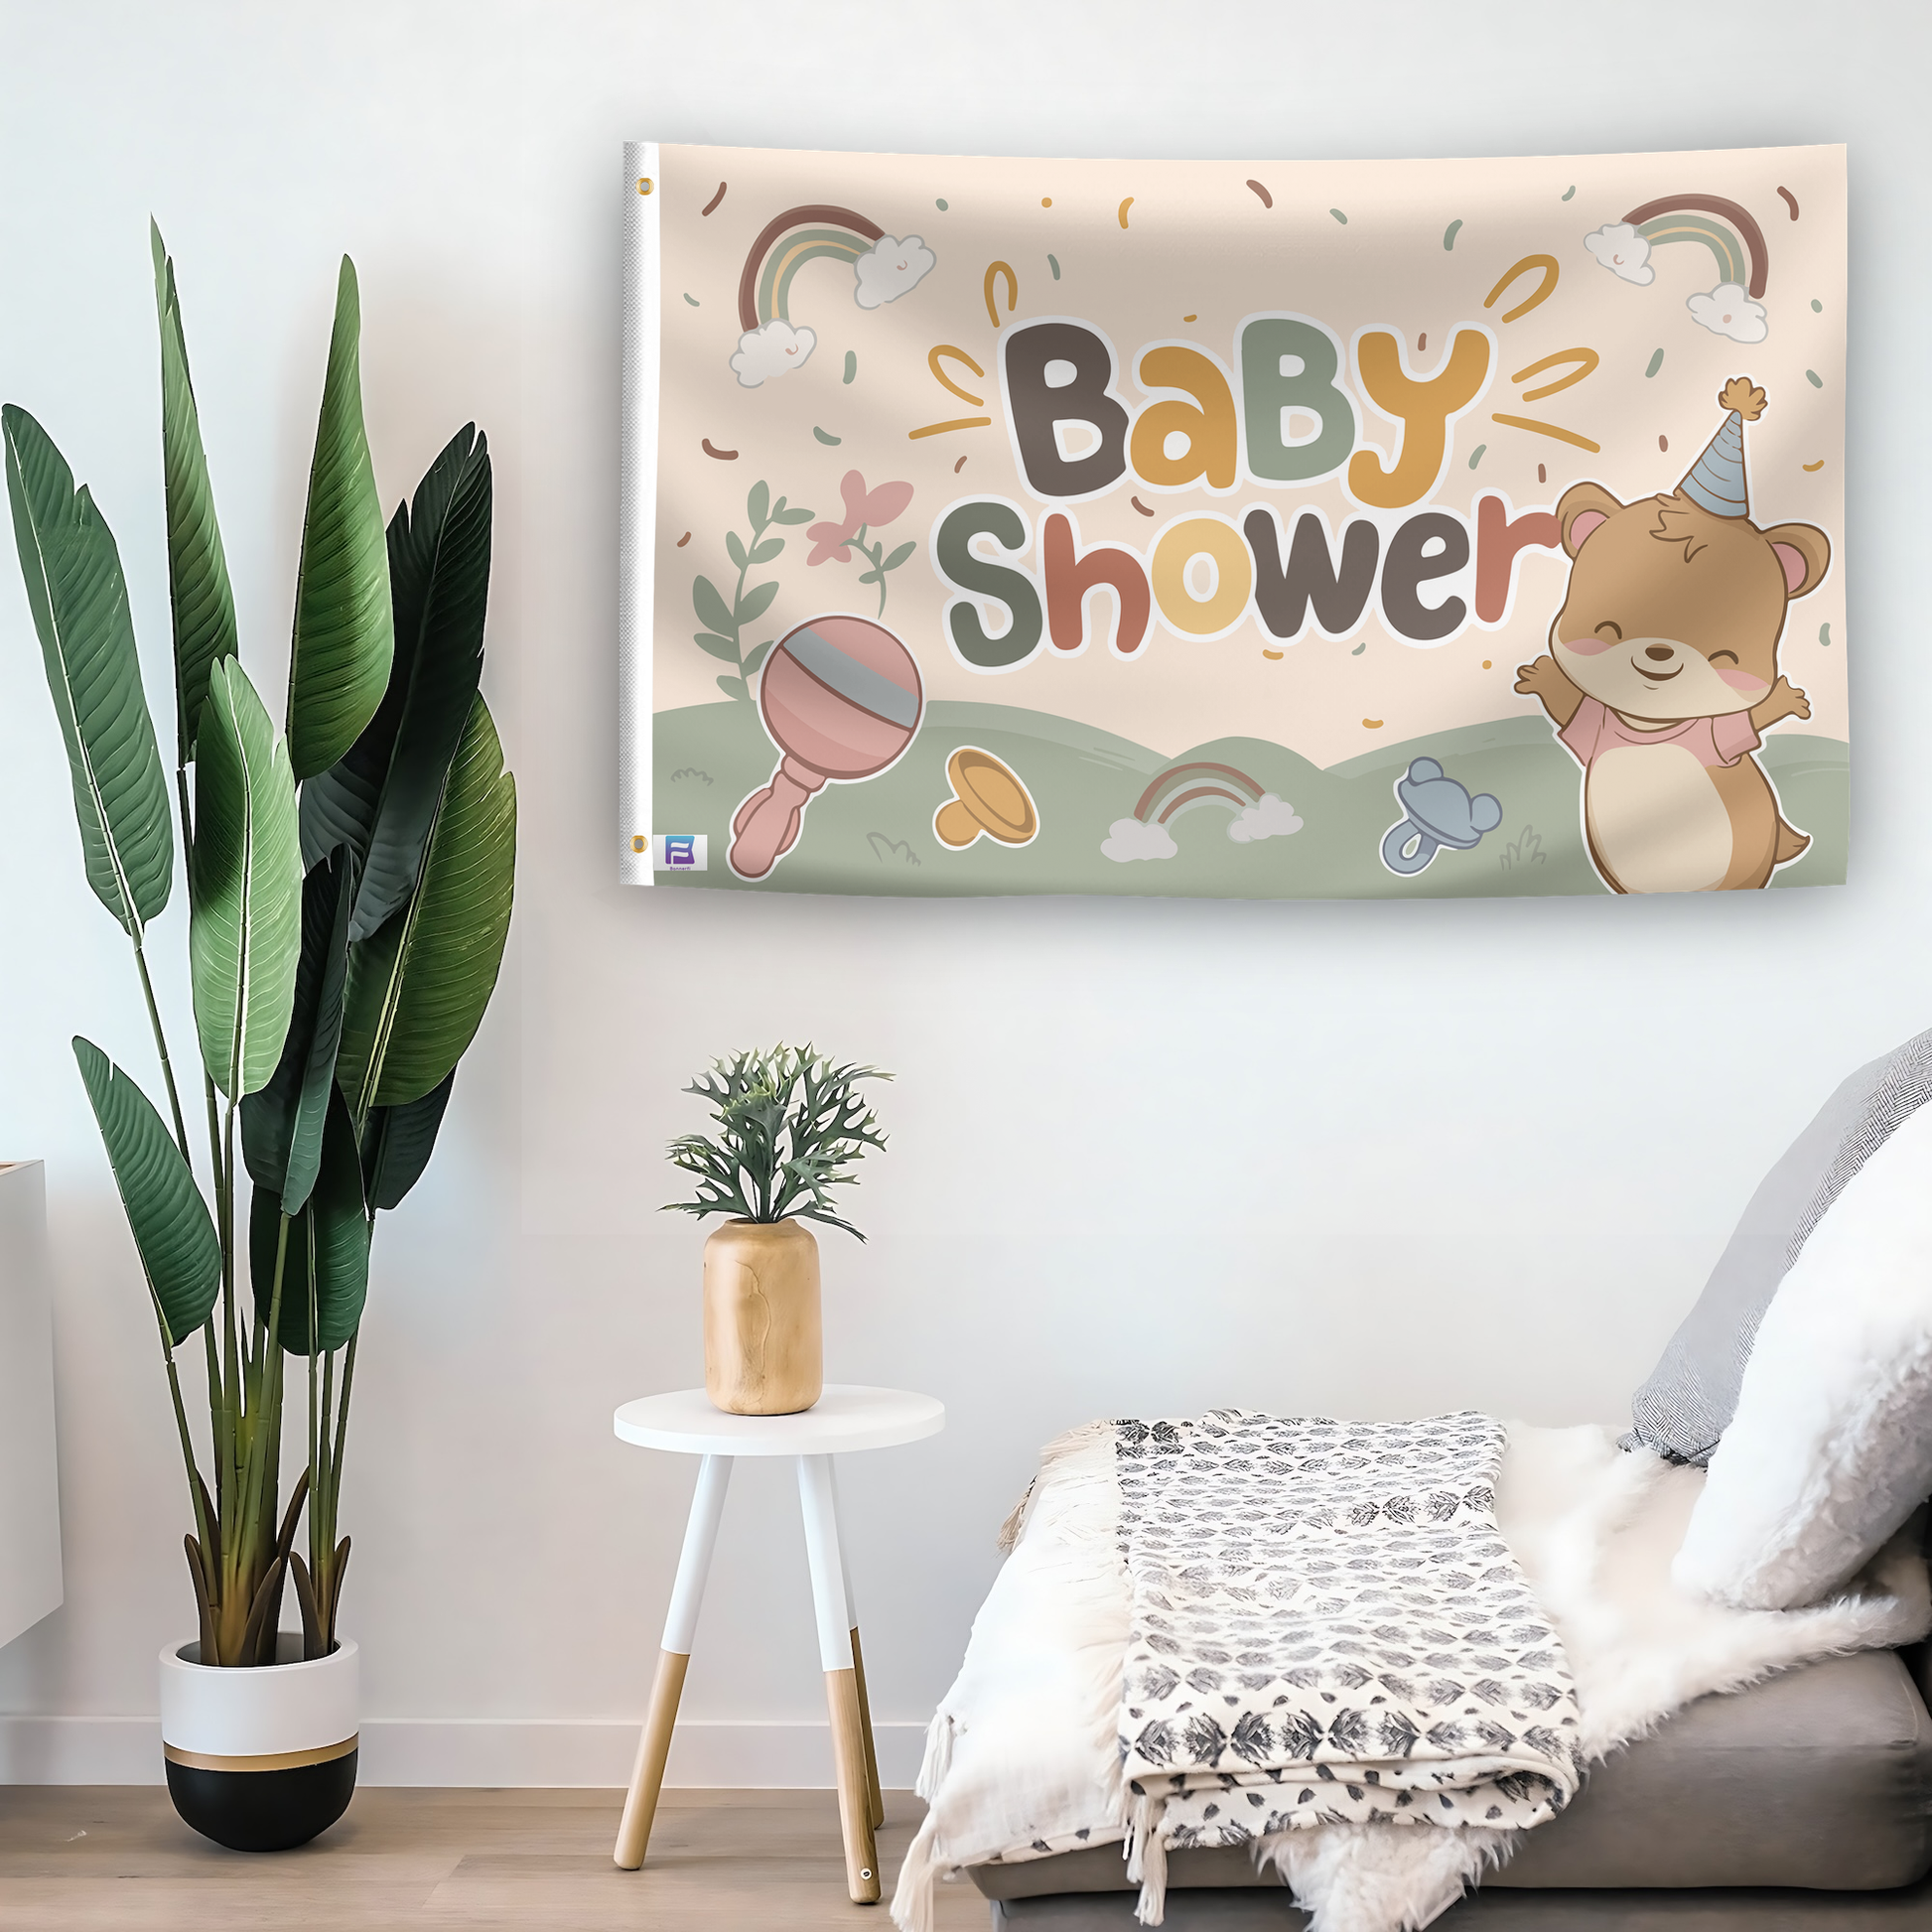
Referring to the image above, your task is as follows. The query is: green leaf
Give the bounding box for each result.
[150,223,238,763]
[338,694,515,1113]
[297,749,378,872]
[716,674,747,700]
[241,847,354,1213]
[750,538,783,564]
[692,575,735,638]
[663,1044,890,1235]
[73,1036,219,1347]
[884,541,917,571]
[771,505,814,525]
[190,658,303,1098]
[741,640,774,678]
[251,1086,368,1354]
[725,528,748,570]
[692,632,740,662]
[857,569,883,586]
[287,257,393,780]
[736,580,778,623]
[747,481,769,528]
[360,1069,455,1211]
[3,405,174,936]
[302,426,490,939]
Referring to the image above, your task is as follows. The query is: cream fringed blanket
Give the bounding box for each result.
[894,1419,1931,1932]
[1111,1412,1581,1903]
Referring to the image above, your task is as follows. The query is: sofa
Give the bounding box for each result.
[916,1029,1932,1928]
[969,1644,1932,1924]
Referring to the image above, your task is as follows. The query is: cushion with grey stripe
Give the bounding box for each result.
[1624,1027,1932,1464]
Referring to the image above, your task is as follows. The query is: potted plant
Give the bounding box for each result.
[665,1045,890,1415]
[3,226,514,1851]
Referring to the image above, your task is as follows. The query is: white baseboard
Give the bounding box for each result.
[0,1715,930,1788]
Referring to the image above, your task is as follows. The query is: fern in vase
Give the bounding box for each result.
[664,1044,891,1238]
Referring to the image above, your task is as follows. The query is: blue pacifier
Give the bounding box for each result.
[1380,758,1503,875]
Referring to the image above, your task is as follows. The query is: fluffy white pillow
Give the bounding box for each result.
[1673,1101,1932,1610]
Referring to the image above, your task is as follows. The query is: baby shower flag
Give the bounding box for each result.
[619,142,1847,899]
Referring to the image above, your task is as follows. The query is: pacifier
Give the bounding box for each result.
[1379,758,1502,876]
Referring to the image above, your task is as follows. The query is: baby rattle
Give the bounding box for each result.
[729,615,924,880]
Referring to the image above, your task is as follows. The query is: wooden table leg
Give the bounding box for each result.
[798,1453,880,1903]
[849,1625,885,1831]
[614,1453,733,1869]
[828,1460,885,1830]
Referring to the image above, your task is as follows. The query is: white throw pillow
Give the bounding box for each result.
[1673,1101,1932,1610]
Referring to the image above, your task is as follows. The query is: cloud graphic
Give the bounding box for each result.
[730,319,817,387]
[1102,817,1177,863]
[1686,282,1769,344]
[853,234,935,311]
[1585,223,1654,286]
[1226,793,1304,843]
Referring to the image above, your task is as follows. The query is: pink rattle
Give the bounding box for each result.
[730,615,924,880]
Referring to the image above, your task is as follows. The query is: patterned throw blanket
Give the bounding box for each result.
[1115,1411,1584,1909]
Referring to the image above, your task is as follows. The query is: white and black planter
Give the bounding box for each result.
[159,1635,358,1852]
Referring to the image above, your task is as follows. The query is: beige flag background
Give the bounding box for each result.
[621,141,1847,901]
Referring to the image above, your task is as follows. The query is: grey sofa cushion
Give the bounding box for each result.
[970,1651,1932,1902]
[1624,1029,1932,1464]
[1496,1650,1932,1890]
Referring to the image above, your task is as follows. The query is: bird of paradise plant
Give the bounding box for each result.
[3,226,515,1665]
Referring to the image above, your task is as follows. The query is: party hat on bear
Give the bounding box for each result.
[1679,376,1766,518]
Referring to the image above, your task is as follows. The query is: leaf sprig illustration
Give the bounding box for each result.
[692,480,813,701]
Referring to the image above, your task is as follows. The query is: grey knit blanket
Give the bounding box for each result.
[1114,1411,1585,1878]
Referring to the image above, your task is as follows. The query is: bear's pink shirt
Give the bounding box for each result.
[1559,696,1760,771]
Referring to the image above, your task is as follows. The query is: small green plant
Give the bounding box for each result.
[664,1045,890,1239]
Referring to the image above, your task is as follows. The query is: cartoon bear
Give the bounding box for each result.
[1515,378,1831,894]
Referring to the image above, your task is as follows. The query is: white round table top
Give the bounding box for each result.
[613,1384,944,1456]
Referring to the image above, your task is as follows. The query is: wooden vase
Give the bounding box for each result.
[702,1219,823,1415]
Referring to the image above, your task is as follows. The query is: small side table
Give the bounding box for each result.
[611,1384,945,1902]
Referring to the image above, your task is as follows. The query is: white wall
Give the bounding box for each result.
[1,0,1926,1786]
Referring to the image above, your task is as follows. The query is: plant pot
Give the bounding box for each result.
[703,1217,823,1415]
[159,1633,358,1852]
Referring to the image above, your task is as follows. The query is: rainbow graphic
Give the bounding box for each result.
[1102,759,1303,863]
[1135,760,1267,827]
[1621,195,1769,300]
[1587,192,1775,344]
[729,205,937,389]
[737,204,886,333]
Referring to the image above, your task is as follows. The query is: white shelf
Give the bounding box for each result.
[0,1162,62,1650]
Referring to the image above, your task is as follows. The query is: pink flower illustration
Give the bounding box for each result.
[844,469,914,530]
[802,472,917,614]
[805,519,858,566]
[806,471,913,564]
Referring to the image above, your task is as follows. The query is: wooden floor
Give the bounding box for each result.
[0,1787,991,1930]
